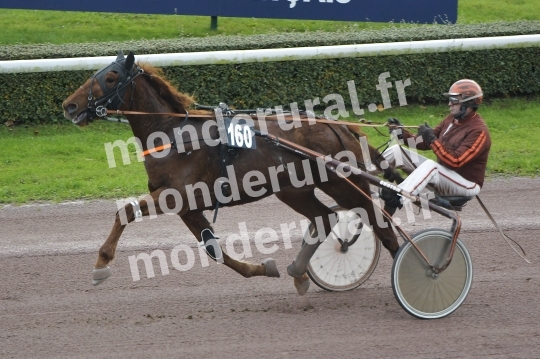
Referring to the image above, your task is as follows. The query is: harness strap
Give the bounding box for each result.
[140,137,221,157]
[212,108,235,223]
[399,144,418,170]
[213,144,228,224]
[89,65,143,117]
[141,144,172,157]
[475,195,530,263]
[108,109,210,118]
[141,110,219,157]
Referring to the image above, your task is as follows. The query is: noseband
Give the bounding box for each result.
[86,57,143,119]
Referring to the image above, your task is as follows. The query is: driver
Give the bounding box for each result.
[379,79,491,215]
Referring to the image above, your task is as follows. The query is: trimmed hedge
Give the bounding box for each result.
[164,47,540,109]
[1,21,540,124]
[3,21,540,60]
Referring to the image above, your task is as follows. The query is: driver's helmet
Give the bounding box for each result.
[443,79,483,107]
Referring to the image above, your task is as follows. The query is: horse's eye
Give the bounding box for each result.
[106,77,116,84]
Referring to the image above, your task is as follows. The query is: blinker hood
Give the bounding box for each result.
[90,50,138,112]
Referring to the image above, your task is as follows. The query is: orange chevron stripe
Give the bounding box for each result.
[460,133,487,164]
[431,132,486,167]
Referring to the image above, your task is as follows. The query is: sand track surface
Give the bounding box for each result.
[1,177,539,358]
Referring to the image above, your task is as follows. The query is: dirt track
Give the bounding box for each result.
[1,177,539,359]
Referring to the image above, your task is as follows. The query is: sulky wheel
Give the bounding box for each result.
[305,206,381,292]
[391,229,473,319]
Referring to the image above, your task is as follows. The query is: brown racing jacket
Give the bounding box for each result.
[402,112,491,187]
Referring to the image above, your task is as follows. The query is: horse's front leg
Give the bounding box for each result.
[179,211,280,278]
[93,189,166,285]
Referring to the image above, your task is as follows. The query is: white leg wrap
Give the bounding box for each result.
[200,229,224,264]
[262,258,280,278]
[130,200,143,222]
[287,241,321,278]
[92,266,112,286]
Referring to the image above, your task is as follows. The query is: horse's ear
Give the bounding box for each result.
[125,51,135,70]
[116,50,125,62]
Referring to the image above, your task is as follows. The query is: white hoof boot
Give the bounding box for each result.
[294,274,310,296]
[92,267,112,286]
[262,258,280,278]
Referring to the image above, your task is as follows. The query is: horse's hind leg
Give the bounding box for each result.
[317,175,400,257]
[179,211,280,278]
[93,189,167,285]
[275,189,336,295]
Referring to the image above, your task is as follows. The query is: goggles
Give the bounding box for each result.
[448,96,461,105]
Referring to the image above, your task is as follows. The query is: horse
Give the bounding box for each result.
[62,51,400,295]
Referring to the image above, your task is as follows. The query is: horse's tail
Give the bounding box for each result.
[345,125,386,173]
[345,124,367,140]
[346,124,404,182]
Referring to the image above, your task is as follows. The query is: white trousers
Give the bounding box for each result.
[381,145,481,197]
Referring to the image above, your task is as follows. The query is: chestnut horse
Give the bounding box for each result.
[62,51,399,295]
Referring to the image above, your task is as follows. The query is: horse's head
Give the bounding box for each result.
[62,50,141,126]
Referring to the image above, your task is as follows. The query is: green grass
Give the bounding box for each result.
[0,11,387,45]
[1,96,539,204]
[459,0,540,23]
[0,122,147,204]
[0,0,539,45]
[1,0,539,204]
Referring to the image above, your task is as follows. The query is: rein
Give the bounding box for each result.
[110,108,417,159]
[105,109,419,129]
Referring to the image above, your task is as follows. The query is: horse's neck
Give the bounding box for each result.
[125,83,181,144]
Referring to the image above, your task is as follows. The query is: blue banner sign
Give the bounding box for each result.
[0,0,457,23]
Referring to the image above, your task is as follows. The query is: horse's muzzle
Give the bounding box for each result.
[71,110,89,126]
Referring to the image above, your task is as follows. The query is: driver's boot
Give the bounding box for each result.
[380,187,403,216]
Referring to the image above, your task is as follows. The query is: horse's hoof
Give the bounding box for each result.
[262,258,280,278]
[294,274,310,296]
[286,262,304,278]
[92,266,112,286]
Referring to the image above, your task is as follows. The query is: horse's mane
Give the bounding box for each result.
[138,63,207,115]
[136,63,367,138]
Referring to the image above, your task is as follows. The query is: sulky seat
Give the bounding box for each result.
[430,195,474,211]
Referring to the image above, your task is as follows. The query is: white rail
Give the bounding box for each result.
[1,34,540,74]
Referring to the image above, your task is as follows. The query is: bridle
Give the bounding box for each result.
[85,54,144,120]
